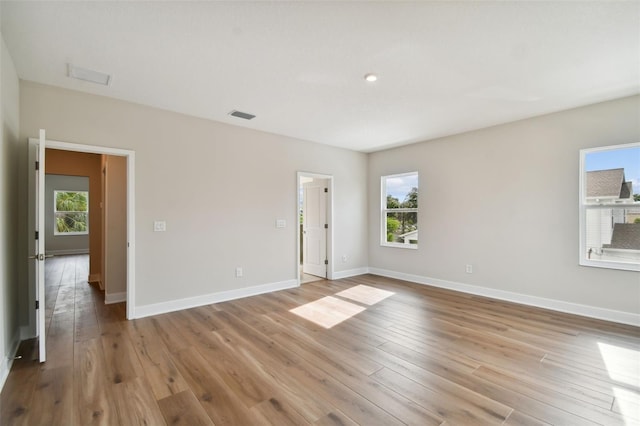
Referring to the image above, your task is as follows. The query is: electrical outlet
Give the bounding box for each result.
[465,264,473,274]
[342,255,348,263]
[235,267,243,278]
[153,221,166,232]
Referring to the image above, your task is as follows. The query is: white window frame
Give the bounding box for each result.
[54,189,89,236]
[381,172,418,249]
[579,142,640,272]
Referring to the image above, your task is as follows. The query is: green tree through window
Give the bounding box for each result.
[54,190,89,234]
[381,172,418,247]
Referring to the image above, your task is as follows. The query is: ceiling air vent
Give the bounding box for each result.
[228,110,256,120]
[68,64,111,86]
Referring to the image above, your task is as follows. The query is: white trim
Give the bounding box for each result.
[332,267,370,280]
[368,268,640,327]
[381,242,418,250]
[48,249,90,256]
[31,138,136,319]
[126,152,136,319]
[53,189,89,236]
[88,273,103,290]
[133,279,298,319]
[297,172,334,282]
[105,291,127,305]
[0,330,21,392]
[380,171,419,249]
[579,142,640,272]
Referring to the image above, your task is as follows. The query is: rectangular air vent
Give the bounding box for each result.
[229,110,256,120]
[68,64,111,86]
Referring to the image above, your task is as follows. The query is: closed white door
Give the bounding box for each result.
[302,179,328,277]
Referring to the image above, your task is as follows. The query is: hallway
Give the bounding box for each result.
[44,254,125,350]
[1,254,126,424]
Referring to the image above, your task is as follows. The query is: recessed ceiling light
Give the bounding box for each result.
[364,73,378,82]
[68,64,111,86]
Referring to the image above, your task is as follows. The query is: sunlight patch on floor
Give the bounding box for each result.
[612,386,640,424]
[290,285,395,328]
[598,342,640,424]
[335,285,395,306]
[290,296,365,329]
[597,342,640,388]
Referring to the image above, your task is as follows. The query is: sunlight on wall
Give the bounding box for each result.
[290,285,396,329]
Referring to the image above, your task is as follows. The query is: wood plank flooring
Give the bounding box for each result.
[1,254,639,425]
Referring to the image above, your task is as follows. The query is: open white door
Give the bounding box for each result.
[28,129,47,362]
[302,179,328,278]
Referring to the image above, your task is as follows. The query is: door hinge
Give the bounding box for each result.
[35,161,39,170]
[324,224,328,229]
[35,300,39,310]
[324,187,328,193]
[324,259,328,265]
[35,231,39,240]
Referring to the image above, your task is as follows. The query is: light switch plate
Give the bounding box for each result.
[154,221,166,232]
[276,219,286,228]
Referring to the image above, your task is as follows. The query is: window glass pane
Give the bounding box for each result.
[55,191,88,212]
[580,143,639,270]
[584,146,640,204]
[585,208,640,264]
[385,212,418,245]
[385,174,418,208]
[54,190,89,235]
[382,172,418,248]
[55,212,88,233]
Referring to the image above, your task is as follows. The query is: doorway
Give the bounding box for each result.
[297,172,333,284]
[27,137,136,354]
[44,150,101,290]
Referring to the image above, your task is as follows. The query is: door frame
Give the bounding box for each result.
[296,172,333,284]
[28,137,136,320]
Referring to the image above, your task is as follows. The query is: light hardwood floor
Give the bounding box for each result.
[1,254,639,425]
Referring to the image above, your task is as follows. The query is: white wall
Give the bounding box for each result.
[0,28,21,386]
[18,81,368,314]
[369,95,640,320]
[44,174,90,254]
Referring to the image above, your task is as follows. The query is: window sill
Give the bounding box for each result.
[381,243,418,250]
[579,259,640,272]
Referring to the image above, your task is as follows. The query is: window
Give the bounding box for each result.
[54,190,89,235]
[381,172,418,248]
[579,143,640,271]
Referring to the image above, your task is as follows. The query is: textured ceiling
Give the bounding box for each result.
[2,1,639,152]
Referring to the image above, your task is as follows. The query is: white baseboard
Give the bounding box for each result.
[48,249,89,256]
[0,330,21,392]
[88,274,103,290]
[133,279,299,319]
[368,268,640,327]
[105,291,127,305]
[331,267,370,280]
